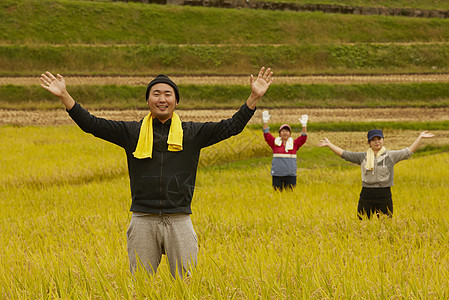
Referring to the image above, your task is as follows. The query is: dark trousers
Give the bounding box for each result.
[272,176,296,191]
[357,187,393,220]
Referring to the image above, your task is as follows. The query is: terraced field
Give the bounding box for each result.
[2,106,448,126]
[2,73,449,86]
[2,73,449,125]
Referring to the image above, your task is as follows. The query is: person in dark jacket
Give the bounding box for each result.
[40,67,274,279]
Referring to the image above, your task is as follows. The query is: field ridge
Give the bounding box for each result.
[3,107,449,126]
[3,74,449,86]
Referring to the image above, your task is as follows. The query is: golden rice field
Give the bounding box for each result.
[1,126,449,299]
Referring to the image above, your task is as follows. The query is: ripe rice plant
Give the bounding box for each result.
[1,125,448,298]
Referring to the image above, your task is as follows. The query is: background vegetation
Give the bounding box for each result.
[2,43,449,76]
[2,0,449,77]
[2,0,449,298]
[249,0,449,9]
[1,126,448,298]
[2,0,449,110]
[76,0,449,10]
[3,1,449,46]
[3,82,449,110]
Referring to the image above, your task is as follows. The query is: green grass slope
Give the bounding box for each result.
[2,0,449,109]
[2,43,449,76]
[3,0,449,45]
[250,0,449,10]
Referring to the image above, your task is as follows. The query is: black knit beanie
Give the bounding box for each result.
[145,74,180,103]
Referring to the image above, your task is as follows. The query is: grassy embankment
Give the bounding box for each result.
[2,0,449,116]
[2,0,449,76]
[3,82,449,110]
[250,0,449,10]
[2,43,449,76]
[73,0,449,13]
[1,126,449,298]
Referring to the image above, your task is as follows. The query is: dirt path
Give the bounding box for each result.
[2,107,449,126]
[3,74,449,86]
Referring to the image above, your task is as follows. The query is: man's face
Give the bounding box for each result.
[147,83,177,123]
[369,136,384,151]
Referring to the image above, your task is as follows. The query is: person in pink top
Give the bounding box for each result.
[262,111,308,191]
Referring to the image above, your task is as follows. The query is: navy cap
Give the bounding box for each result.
[367,129,384,141]
[145,74,180,103]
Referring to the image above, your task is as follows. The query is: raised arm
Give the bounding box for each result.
[318,137,344,157]
[409,131,435,153]
[40,72,75,110]
[246,67,274,110]
[40,71,133,148]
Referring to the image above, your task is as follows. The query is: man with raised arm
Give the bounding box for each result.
[40,67,273,279]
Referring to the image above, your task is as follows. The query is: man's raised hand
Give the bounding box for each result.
[40,71,75,110]
[40,72,66,97]
[250,67,273,99]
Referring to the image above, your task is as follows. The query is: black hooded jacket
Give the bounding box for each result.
[68,102,255,214]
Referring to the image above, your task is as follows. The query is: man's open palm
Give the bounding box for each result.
[250,67,273,98]
[40,72,66,97]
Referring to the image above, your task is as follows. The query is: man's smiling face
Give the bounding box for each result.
[147,83,177,123]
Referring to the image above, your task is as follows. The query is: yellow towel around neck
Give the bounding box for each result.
[366,146,386,170]
[133,112,183,159]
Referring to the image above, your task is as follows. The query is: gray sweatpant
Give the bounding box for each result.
[126,212,198,279]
